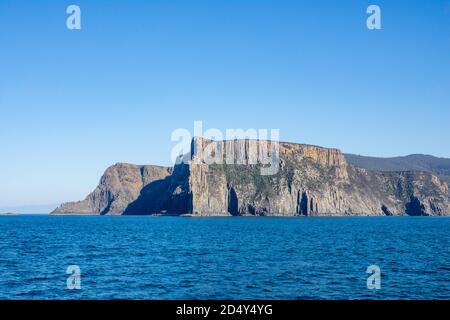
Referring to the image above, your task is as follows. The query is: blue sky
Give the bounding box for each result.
[0,0,449,207]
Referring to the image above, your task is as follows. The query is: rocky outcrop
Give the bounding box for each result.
[52,164,172,215]
[52,138,450,216]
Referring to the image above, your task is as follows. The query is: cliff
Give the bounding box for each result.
[52,138,450,216]
[188,138,450,216]
[53,164,173,215]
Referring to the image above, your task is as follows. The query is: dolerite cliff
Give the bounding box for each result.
[52,138,450,216]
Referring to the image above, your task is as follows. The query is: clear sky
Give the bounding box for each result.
[0,0,449,207]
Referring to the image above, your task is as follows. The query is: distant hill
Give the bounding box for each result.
[0,204,58,214]
[344,154,450,185]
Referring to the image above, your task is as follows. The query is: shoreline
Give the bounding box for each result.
[31,213,450,218]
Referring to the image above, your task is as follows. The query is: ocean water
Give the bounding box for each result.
[0,215,449,300]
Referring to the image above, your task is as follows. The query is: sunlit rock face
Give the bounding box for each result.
[52,138,450,216]
[52,164,173,215]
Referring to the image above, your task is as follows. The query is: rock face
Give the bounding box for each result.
[53,164,173,215]
[52,138,450,216]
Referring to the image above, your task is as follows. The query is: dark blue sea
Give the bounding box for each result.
[0,215,449,300]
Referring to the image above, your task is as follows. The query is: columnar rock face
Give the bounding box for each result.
[52,138,450,216]
[188,138,450,216]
